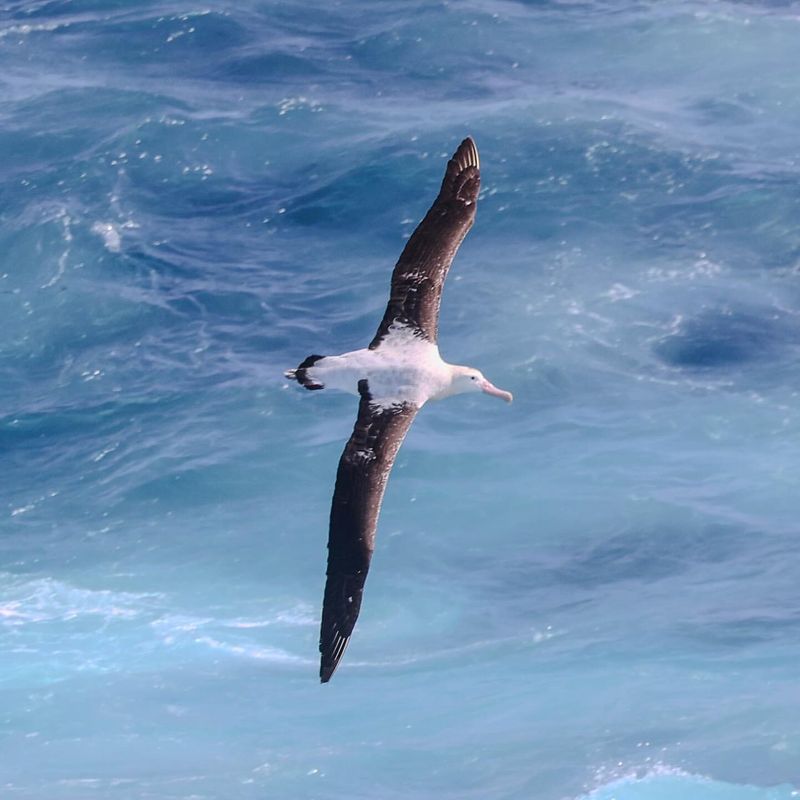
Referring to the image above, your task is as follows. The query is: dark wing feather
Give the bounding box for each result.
[319,380,418,682]
[369,137,480,348]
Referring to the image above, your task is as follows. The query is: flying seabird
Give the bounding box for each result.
[286,137,512,683]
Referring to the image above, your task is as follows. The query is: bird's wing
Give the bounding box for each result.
[369,137,480,348]
[319,380,418,683]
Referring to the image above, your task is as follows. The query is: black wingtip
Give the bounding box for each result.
[440,137,480,205]
[320,665,334,684]
[453,137,480,171]
[320,633,350,683]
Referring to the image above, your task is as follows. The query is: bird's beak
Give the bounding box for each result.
[479,379,513,404]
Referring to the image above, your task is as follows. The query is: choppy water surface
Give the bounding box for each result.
[2,1,800,798]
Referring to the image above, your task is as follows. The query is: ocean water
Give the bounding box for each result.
[2,0,800,798]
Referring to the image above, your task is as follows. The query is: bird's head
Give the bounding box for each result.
[449,365,513,403]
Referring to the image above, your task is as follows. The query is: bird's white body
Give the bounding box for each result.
[306,324,452,409]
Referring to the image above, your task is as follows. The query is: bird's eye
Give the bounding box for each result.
[471,375,477,381]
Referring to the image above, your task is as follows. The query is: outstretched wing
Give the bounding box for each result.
[369,137,481,348]
[319,380,418,682]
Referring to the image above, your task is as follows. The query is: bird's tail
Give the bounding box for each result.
[285,354,326,390]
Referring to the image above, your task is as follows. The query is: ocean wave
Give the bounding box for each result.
[579,765,798,800]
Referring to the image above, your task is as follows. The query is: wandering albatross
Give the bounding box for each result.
[286,137,512,683]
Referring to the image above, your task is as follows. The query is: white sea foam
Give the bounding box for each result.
[40,208,72,289]
[0,577,162,626]
[150,604,316,642]
[223,605,316,628]
[0,21,69,39]
[193,636,309,664]
[277,96,323,116]
[580,763,696,799]
[91,221,122,253]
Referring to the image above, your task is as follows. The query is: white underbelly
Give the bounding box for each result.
[311,338,447,407]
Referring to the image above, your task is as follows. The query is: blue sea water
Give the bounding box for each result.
[2,0,800,797]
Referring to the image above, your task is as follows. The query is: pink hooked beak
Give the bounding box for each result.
[479,378,513,404]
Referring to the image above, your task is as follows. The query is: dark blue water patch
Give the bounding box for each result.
[0,89,182,181]
[680,613,800,649]
[215,52,323,83]
[25,10,254,77]
[474,120,734,249]
[345,25,506,101]
[123,461,264,509]
[653,307,800,369]
[727,0,799,8]
[3,0,161,18]
[555,523,751,589]
[688,95,759,127]
[508,0,651,13]
[474,116,800,267]
[285,165,402,229]
[0,396,185,447]
[281,143,449,237]
[431,523,752,617]
[127,177,272,220]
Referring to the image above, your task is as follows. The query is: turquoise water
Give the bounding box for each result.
[2,1,800,798]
